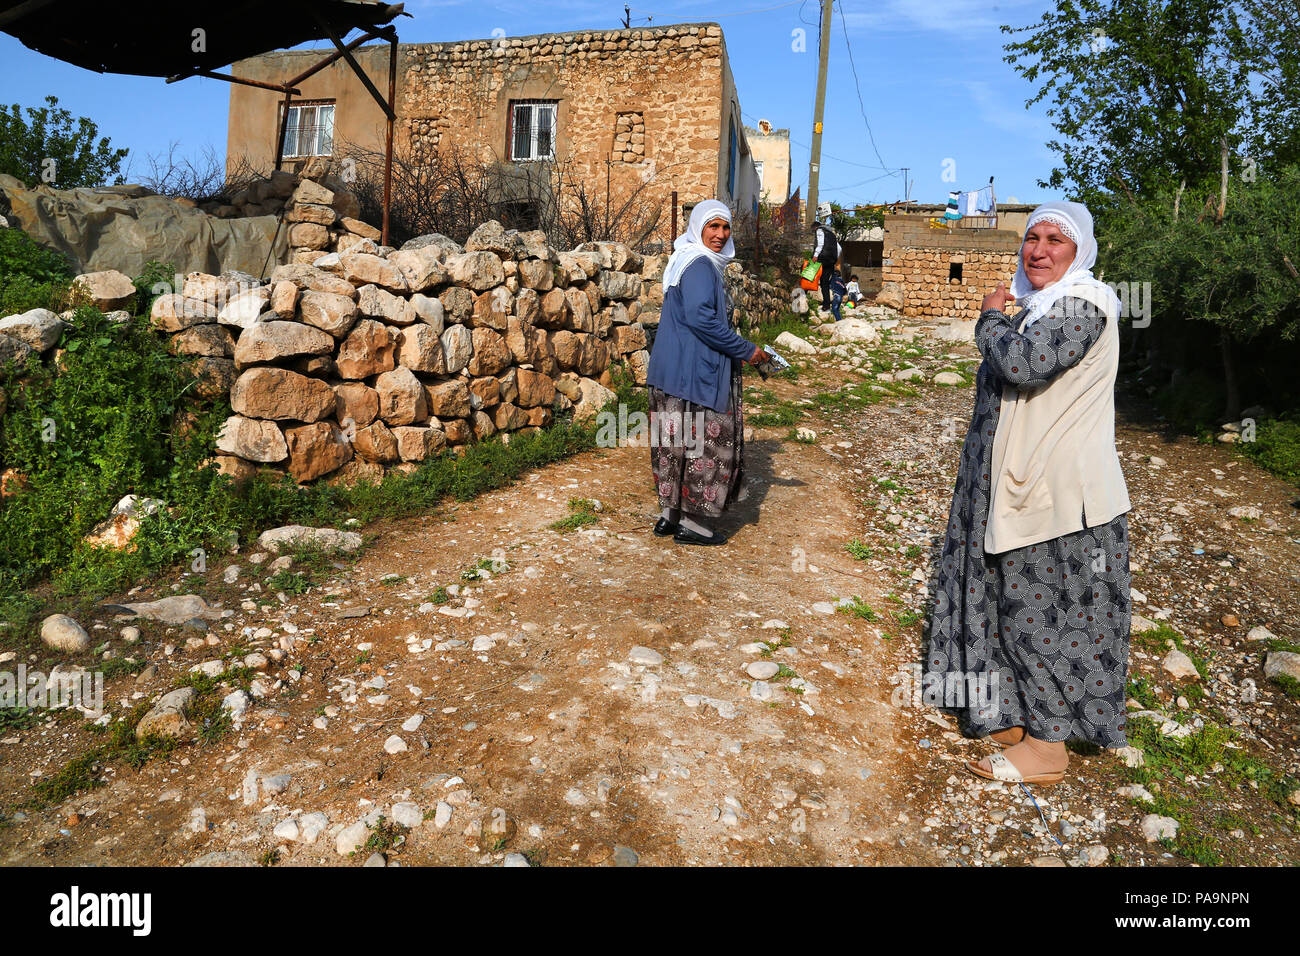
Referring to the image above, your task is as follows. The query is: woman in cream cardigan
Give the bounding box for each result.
[925,201,1132,786]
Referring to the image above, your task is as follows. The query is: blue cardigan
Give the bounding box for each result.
[645,258,757,413]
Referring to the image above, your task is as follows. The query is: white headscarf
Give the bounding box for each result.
[1010,200,1119,327]
[662,199,735,290]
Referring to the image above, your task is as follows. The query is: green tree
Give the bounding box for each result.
[0,95,128,189]
[1001,0,1255,204]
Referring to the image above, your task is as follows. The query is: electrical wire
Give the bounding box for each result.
[834,0,892,177]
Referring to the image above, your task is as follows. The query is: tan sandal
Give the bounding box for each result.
[966,752,1065,786]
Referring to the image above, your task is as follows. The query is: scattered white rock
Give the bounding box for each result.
[1140,814,1179,842]
[628,646,664,666]
[745,661,780,680]
[1161,649,1200,680]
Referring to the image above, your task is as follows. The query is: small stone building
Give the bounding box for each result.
[880,214,1022,321]
[226,22,760,229]
[743,120,791,204]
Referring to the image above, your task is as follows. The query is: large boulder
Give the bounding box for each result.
[562,287,594,333]
[40,614,91,653]
[471,287,513,331]
[875,283,904,311]
[467,327,511,376]
[392,425,447,461]
[440,324,473,374]
[170,325,235,358]
[335,320,398,379]
[334,382,380,429]
[446,251,505,291]
[256,524,363,552]
[375,367,428,426]
[0,309,65,351]
[396,323,446,374]
[73,270,136,311]
[231,367,336,422]
[233,321,334,368]
[150,294,218,332]
[215,415,289,462]
[191,356,238,399]
[268,263,357,298]
[573,377,616,422]
[284,422,353,482]
[400,233,463,257]
[425,379,472,418]
[464,220,516,258]
[300,290,359,337]
[340,252,408,292]
[387,247,448,292]
[514,369,556,408]
[216,287,271,329]
[597,270,642,301]
[353,420,399,463]
[356,284,406,324]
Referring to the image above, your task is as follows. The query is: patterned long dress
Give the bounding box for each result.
[925,299,1132,748]
[648,292,745,521]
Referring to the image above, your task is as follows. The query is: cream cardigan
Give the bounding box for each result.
[985,288,1131,555]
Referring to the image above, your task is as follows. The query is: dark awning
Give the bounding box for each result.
[0,0,405,77]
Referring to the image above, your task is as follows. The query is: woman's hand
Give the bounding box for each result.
[981,282,1012,313]
[746,344,766,365]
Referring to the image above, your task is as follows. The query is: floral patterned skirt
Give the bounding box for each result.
[648,374,744,520]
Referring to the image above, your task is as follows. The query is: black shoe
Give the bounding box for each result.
[653,517,679,537]
[673,525,727,546]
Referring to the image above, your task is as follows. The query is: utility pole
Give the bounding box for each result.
[622,5,630,28]
[805,0,834,227]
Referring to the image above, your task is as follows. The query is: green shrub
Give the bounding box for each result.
[0,228,74,316]
[1242,417,1300,487]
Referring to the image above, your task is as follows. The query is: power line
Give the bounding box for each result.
[834,0,892,178]
[741,110,895,172]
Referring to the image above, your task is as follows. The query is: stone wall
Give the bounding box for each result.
[148,219,652,486]
[880,215,1020,321]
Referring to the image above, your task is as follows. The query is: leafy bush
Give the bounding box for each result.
[0,228,74,316]
[1242,417,1300,487]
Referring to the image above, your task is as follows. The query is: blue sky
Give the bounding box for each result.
[0,0,1063,208]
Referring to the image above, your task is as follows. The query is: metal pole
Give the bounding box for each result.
[383,36,397,247]
[274,87,295,172]
[805,0,834,227]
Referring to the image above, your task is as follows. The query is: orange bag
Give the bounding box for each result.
[799,260,822,291]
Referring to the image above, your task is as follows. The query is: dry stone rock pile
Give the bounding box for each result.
[148,220,654,485]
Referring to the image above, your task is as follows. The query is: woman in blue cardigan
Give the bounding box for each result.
[646,200,766,545]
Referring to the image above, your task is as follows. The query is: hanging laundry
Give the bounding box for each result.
[975,186,995,213]
[964,190,979,216]
[943,190,962,220]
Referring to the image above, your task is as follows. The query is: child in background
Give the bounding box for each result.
[846,274,863,306]
[829,269,847,321]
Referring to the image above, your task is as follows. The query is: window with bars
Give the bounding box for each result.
[508,100,557,162]
[281,102,336,159]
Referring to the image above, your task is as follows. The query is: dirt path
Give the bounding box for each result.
[2,311,1296,867]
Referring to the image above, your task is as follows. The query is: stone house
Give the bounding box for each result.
[880,213,1024,321]
[225,23,760,235]
[743,120,791,204]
